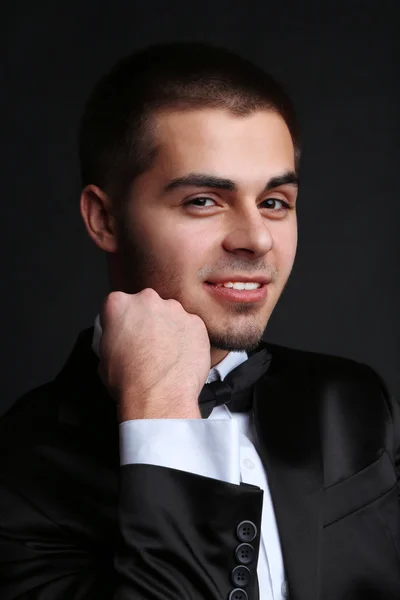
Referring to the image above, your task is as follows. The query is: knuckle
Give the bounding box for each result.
[100,291,128,326]
[190,313,205,327]
[167,298,182,309]
[107,290,127,308]
[189,311,201,321]
[140,288,159,300]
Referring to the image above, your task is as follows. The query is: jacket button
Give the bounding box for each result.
[231,565,251,587]
[229,589,248,600]
[235,543,254,565]
[236,520,257,543]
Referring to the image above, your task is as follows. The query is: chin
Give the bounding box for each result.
[208,325,266,353]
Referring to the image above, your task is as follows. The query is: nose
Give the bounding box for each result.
[222,206,273,259]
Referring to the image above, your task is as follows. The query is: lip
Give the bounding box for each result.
[206,275,272,285]
[204,281,269,303]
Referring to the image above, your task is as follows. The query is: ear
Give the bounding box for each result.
[80,185,118,252]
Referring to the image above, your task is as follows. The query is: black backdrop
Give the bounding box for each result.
[2,0,399,414]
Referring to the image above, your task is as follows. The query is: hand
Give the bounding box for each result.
[98,289,211,421]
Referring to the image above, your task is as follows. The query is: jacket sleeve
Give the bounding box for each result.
[0,463,263,599]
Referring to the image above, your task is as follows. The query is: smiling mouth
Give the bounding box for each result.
[204,280,269,303]
[212,281,262,290]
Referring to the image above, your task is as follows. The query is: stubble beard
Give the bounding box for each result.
[117,221,278,352]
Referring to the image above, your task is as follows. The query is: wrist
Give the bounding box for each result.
[117,391,201,422]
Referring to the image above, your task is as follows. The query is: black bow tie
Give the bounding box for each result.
[198,347,272,418]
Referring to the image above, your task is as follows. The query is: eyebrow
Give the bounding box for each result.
[163,170,299,194]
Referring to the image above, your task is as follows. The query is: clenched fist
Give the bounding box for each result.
[98,289,211,422]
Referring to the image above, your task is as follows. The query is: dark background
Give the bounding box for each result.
[2,0,399,415]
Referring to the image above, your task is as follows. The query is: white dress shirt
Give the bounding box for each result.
[92,315,286,599]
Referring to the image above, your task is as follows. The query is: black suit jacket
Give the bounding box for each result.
[0,327,399,600]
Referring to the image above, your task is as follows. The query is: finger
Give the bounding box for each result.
[99,291,127,330]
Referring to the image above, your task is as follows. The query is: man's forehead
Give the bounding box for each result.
[153,106,293,142]
[151,108,295,180]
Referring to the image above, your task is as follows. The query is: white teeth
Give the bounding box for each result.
[243,282,261,290]
[221,282,261,290]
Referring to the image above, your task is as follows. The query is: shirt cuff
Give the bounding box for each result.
[119,419,240,484]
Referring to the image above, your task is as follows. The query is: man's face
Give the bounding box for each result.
[116,108,298,352]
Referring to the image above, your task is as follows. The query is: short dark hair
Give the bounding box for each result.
[79,42,300,209]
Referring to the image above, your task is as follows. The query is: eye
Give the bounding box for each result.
[260,198,290,211]
[184,197,216,208]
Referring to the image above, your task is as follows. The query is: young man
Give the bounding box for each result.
[0,42,399,600]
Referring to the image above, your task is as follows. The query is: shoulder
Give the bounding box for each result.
[263,341,393,416]
[265,341,381,383]
[1,380,58,428]
[0,380,62,459]
[1,326,96,438]
[261,343,400,464]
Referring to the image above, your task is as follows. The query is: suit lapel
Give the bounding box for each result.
[253,344,323,600]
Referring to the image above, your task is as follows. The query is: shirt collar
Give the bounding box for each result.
[206,351,247,383]
[91,314,247,384]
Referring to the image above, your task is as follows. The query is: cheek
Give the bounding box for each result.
[273,224,298,273]
[138,218,210,274]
